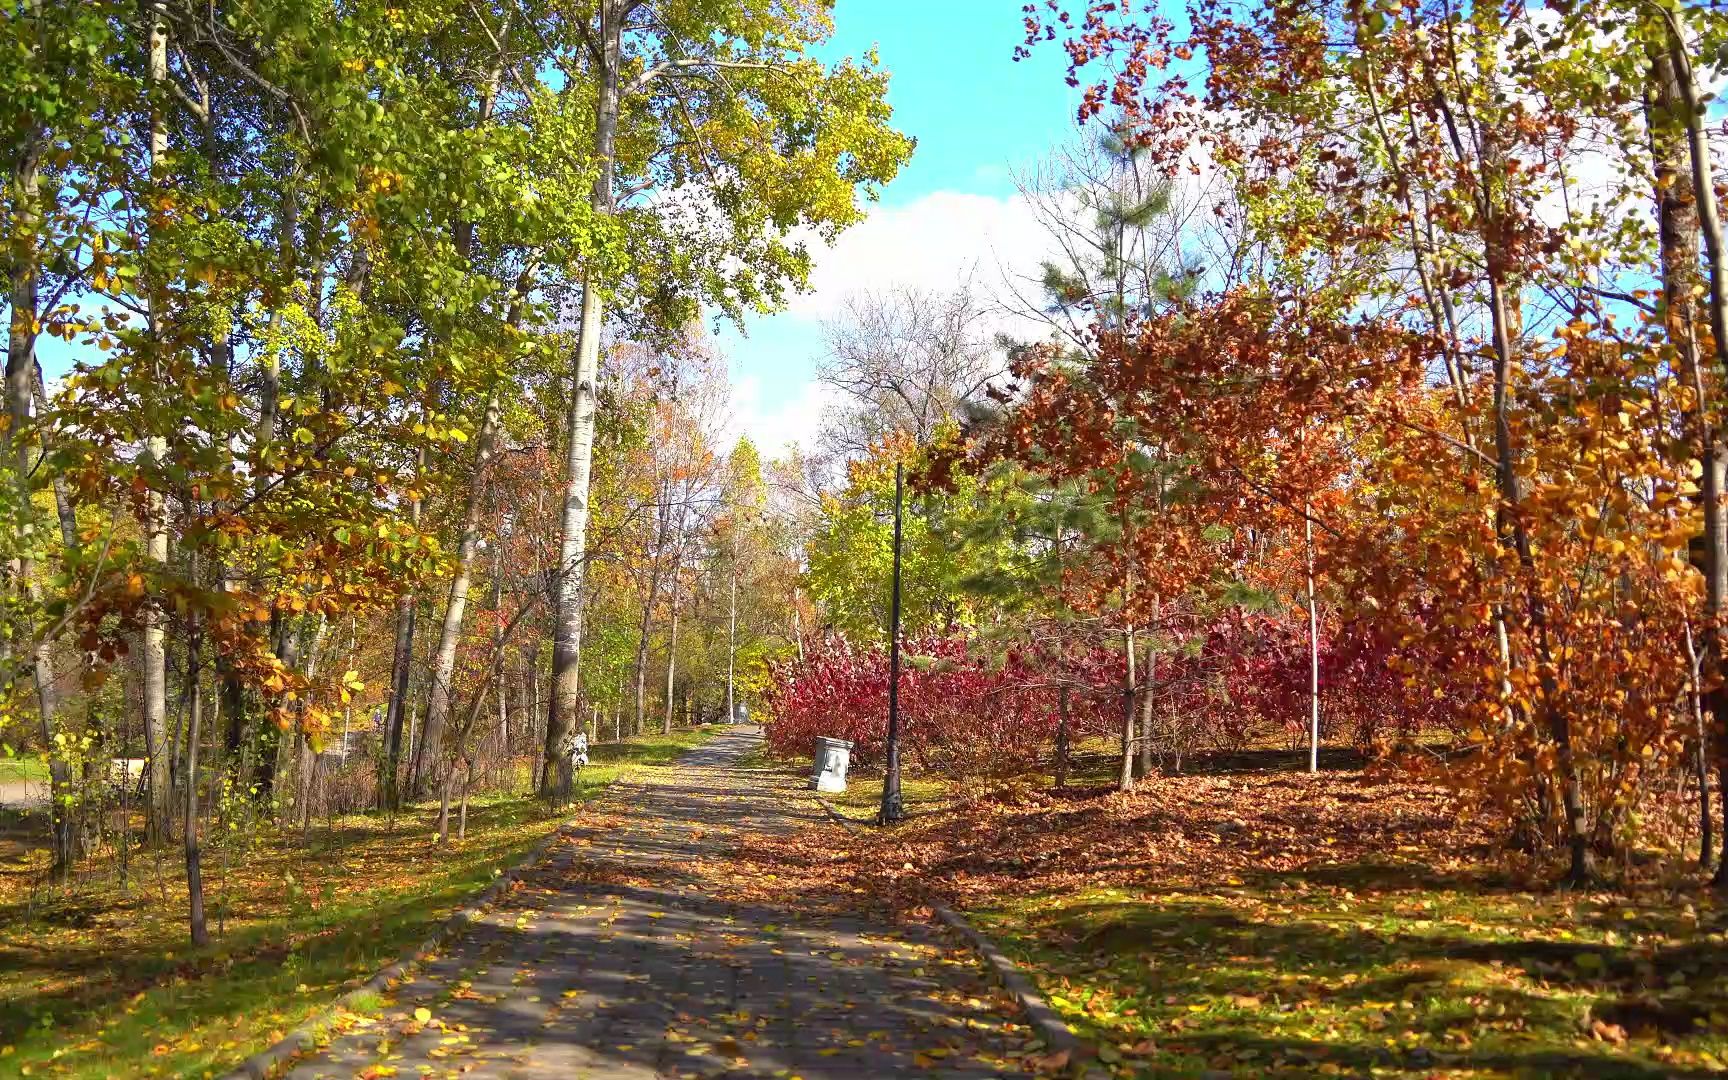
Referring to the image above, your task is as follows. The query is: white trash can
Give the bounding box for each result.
[810,737,853,793]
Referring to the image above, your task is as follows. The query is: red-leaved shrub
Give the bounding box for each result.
[766,617,1452,778]
[765,636,1124,776]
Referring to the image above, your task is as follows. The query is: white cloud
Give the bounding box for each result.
[724,164,1235,458]
[784,190,1056,323]
[728,373,839,459]
[717,187,1070,460]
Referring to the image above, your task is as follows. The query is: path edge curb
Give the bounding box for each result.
[810,792,1096,1070]
[218,815,575,1080]
[926,902,1085,1060]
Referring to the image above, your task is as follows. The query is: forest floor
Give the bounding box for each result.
[749,745,1728,1079]
[0,726,717,1079]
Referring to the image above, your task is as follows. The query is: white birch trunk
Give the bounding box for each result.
[141,2,172,841]
[544,11,619,788]
[414,392,501,796]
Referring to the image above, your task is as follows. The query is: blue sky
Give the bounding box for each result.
[722,0,1088,453]
[821,0,1081,206]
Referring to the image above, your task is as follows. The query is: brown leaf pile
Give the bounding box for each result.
[739,767,1505,915]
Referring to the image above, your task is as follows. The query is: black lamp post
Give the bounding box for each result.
[879,460,905,825]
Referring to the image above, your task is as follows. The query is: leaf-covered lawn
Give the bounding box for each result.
[0,727,717,1079]
[976,880,1728,1078]
[745,742,1728,1077]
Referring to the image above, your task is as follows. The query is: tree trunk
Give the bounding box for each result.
[414,392,502,798]
[518,640,538,789]
[663,600,679,735]
[268,622,300,814]
[1055,683,1070,788]
[382,593,416,809]
[458,759,473,841]
[30,363,76,554]
[5,142,78,879]
[222,173,297,791]
[491,536,508,772]
[1664,7,1728,885]
[545,293,597,765]
[1687,625,1715,868]
[1052,530,1071,789]
[1702,689,1717,871]
[792,585,805,663]
[141,1,172,845]
[633,486,671,735]
[1139,594,1159,777]
[277,613,327,825]
[1650,46,1720,871]
[544,6,621,795]
[218,645,247,771]
[1489,279,1591,883]
[1444,44,1592,882]
[206,222,248,783]
[1139,640,1156,775]
[298,735,316,840]
[183,605,208,947]
[438,768,453,846]
[516,642,533,721]
[383,357,428,809]
[632,599,655,737]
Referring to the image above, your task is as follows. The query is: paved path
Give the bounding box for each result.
[0,778,47,810]
[284,728,1034,1078]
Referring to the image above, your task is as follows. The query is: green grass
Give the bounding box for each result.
[821,767,952,821]
[0,726,717,1078]
[583,725,719,778]
[0,758,49,785]
[971,880,1728,1078]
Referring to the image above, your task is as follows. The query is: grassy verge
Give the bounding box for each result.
[0,757,48,785]
[972,879,1728,1078]
[0,725,718,1079]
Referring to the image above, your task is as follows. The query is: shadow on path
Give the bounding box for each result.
[284,728,1033,1079]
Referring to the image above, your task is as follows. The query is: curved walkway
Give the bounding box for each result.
[284,728,1033,1078]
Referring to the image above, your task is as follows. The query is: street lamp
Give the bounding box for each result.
[879,460,905,825]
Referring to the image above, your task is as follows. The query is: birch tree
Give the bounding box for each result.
[540,0,911,795]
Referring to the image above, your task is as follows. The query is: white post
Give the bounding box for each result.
[1305,509,1320,774]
